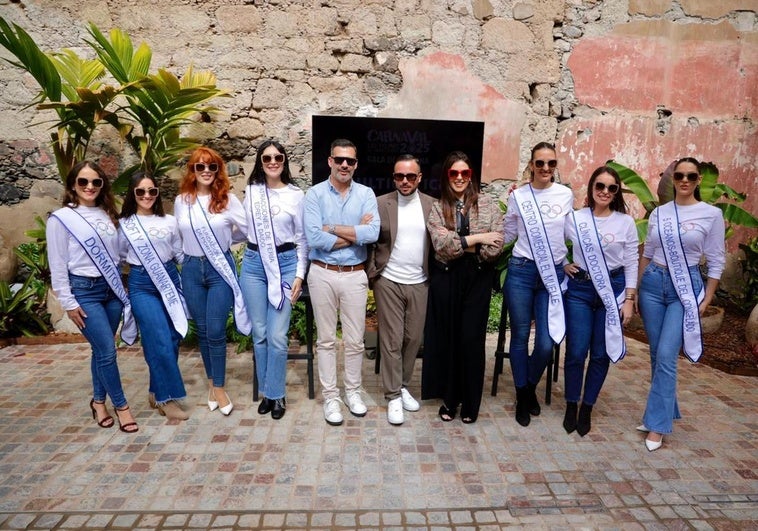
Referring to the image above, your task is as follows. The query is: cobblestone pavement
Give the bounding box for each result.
[0,335,756,530]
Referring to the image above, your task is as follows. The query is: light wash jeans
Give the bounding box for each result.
[240,247,298,400]
[70,274,127,408]
[563,268,625,405]
[128,262,186,404]
[181,254,235,387]
[639,262,703,434]
[504,256,565,389]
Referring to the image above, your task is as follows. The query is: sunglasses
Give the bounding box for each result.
[448,168,472,180]
[332,156,357,167]
[673,172,699,182]
[262,154,285,164]
[193,163,219,173]
[393,173,418,183]
[76,177,103,188]
[534,159,558,169]
[594,182,619,194]
[135,187,159,198]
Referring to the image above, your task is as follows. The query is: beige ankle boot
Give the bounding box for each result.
[158,400,190,420]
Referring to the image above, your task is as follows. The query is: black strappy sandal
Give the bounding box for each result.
[115,406,139,433]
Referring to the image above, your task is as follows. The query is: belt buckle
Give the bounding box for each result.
[336,264,345,272]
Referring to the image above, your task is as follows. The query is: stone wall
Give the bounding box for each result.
[0,0,755,282]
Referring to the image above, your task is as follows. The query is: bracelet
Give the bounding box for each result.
[625,295,636,301]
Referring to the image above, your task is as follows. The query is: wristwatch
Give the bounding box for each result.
[328,224,336,234]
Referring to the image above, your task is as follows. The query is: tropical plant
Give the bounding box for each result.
[0,274,50,338]
[738,236,758,311]
[607,159,758,241]
[0,18,228,190]
[14,216,49,285]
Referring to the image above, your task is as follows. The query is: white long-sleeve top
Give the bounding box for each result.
[118,214,183,266]
[504,183,574,264]
[46,205,120,311]
[643,201,726,279]
[565,208,640,289]
[243,183,309,280]
[174,193,247,257]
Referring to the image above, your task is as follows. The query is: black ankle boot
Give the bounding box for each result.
[515,387,531,427]
[563,401,577,434]
[526,382,541,416]
[576,403,592,436]
[257,397,272,415]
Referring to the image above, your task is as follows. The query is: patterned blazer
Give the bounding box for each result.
[427,194,504,264]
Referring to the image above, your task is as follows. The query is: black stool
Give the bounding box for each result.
[490,292,560,404]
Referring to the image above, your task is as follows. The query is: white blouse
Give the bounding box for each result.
[47,205,119,311]
[244,183,309,280]
[119,214,183,266]
[174,193,247,257]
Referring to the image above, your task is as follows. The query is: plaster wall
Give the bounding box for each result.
[0,0,755,279]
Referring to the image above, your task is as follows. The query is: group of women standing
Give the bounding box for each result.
[47,140,306,432]
[48,139,726,450]
[421,143,725,453]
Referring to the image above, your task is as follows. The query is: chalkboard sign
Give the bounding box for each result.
[311,115,485,198]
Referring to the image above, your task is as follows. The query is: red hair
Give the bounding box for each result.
[179,147,230,213]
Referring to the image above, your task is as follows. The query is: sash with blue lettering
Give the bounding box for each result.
[50,207,137,345]
[656,202,704,362]
[120,215,189,337]
[512,185,565,344]
[188,199,252,335]
[571,208,626,362]
[246,184,291,310]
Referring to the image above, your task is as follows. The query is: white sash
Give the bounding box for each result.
[120,215,189,337]
[657,202,704,362]
[246,184,291,310]
[188,199,252,335]
[512,185,565,344]
[572,209,626,362]
[50,207,137,345]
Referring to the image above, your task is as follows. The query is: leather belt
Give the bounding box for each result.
[311,260,365,272]
[247,241,296,253]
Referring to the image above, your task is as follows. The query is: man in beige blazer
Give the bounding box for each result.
[367,154,435,425]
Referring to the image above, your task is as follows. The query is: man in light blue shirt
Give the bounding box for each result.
[304,138,380,426]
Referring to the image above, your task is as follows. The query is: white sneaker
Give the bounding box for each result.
[324,398,344,426]
[345,389,367,417]
[387,397,404,425]
[400,387,420,411]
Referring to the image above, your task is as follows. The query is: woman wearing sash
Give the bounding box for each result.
[47,161,139,433]
[503,142,573,427]
[562,166,638,436]
[637,157,725,451]
[240,140,308,420]
[119,172,189,421]
[175,147,249,416]
[421,151,504,424]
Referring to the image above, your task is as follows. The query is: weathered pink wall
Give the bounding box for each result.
[562,19,757,247]
[383,52,527,184]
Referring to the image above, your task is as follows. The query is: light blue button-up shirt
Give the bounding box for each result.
[304,178,380,265]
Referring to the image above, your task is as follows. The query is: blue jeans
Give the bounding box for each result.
[564,268,625,405]
[639,262,703,434]
[181,253,235,387]
[240,247,298,400]
[128,262,186,404]
[70,274,127,408]
[504,256,565,389]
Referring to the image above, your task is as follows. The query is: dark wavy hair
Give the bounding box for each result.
[62,160,119,226]
[248,139,293,186]
[439,151,479,230]
[673,157,702,201]
[586,165,627,214]
[119,172,165,219]
[179,147,230,213]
